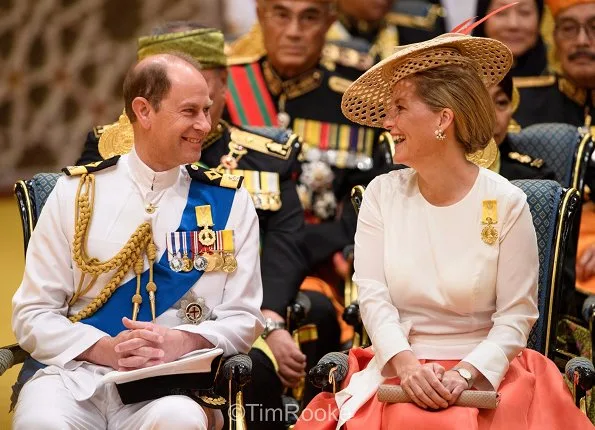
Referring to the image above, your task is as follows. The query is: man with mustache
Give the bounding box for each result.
[225,0,391,224]
[514,0,595,129]
[226,0,397,352]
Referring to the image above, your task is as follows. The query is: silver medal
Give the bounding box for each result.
[169,255,184,272]
[277,111,291,129]
[177,293,211,325]
[193,255,209,271]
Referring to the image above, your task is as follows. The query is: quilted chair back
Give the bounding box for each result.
[511,179,581,359]
[14,173,61,254]
[508,123,593,193]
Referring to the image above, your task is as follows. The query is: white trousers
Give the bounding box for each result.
[13,372,223,430]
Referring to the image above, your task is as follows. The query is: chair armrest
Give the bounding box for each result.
[565,357,595,410]
[0,344,28,376]
[221,353,252,387]
[309,351,349,392]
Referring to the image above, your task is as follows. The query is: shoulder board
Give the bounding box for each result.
[507,151,545,168]
[329,76,353,94]
[322,43,374,72]
[386,4,445,30]
[230,126,299,160]
[186,165,243,189]
[62,156,120,176]
[513,75,556,89]
[225,23,266,66]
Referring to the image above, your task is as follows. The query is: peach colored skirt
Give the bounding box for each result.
[295,348,593,430]
[577,202,595,294]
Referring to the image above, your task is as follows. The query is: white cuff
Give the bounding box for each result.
[462,339,510,390]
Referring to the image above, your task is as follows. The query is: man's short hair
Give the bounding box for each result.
[123,52,202,122]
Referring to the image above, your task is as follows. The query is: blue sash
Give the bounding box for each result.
[81,180,236,336]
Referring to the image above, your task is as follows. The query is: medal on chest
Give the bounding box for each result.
[481,200,499,245]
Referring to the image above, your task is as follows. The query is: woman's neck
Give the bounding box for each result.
[416,155,479,207]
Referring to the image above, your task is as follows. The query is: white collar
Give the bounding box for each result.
[126,147,181,194]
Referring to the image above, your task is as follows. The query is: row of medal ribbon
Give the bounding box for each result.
[166,230,237,273]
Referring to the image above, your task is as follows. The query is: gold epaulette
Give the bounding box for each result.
[513,75,556,88]
[225,23,266,66]
[507,151,545,168]
[98,112,134,159]
[62,156,120,176]
[322,43,374,72]
[230,127,297,160]
[328,76,353,94]
[93,123,114,139]
[186,165,243,189]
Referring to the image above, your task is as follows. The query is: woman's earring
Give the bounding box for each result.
[434,128,446,141]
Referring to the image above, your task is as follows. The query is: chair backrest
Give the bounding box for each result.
[511,179,581,358]
[14,173,61,255]
[507,123,593,193]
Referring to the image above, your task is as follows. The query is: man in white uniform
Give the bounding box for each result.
[11,52,264,429]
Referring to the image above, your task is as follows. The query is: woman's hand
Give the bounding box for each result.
[398,362,451,409]
[440,370,469,405]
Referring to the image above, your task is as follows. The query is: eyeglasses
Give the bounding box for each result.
[555,18,595,41]
[264,7,328,31]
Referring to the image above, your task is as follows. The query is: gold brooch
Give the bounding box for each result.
[481,200,498,245]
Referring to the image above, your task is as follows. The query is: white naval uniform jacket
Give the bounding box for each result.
[11,149,265,400]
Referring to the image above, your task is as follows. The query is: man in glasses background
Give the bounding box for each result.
[514,0,595,130]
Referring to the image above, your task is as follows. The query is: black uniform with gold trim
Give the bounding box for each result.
[323,0,447,80]
[225,57,391,226]
[200,121,310,317]
[514,74,595,130]
[498,136,557,180]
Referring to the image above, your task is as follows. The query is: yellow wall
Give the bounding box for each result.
[0,197,24,429]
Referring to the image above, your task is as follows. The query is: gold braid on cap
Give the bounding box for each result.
[68,174,158,323]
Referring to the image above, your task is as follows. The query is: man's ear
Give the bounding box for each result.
[132,97,152,130]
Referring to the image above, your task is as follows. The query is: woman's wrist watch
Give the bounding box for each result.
[453,368,473,389]
[261,318,286,339]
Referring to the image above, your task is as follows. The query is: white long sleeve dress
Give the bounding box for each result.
[335,167,539,427]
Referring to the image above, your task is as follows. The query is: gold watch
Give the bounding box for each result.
[453,368,473,389]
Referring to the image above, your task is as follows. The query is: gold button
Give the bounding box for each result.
[145,203,156,214]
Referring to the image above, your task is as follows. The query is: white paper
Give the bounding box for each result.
[101,347,224,385]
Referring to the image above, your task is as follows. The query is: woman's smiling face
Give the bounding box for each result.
[382,78,443,167]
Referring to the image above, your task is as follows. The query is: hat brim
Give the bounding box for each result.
[341,33,513,129]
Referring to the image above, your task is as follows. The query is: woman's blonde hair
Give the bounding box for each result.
[409,62,496,154]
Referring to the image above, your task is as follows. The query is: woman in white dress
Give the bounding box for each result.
[293,25,594,430]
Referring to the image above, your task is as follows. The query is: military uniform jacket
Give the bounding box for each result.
[77,121,308,316]
[498,136,556,181]
[12,150,264,400]
[514,75,595,129]
[224,57,389,204]
[323,2,446,80]
[201,123,309,316]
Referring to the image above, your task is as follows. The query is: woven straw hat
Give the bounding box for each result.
[340,33,512,168]
[341,33,513,128]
